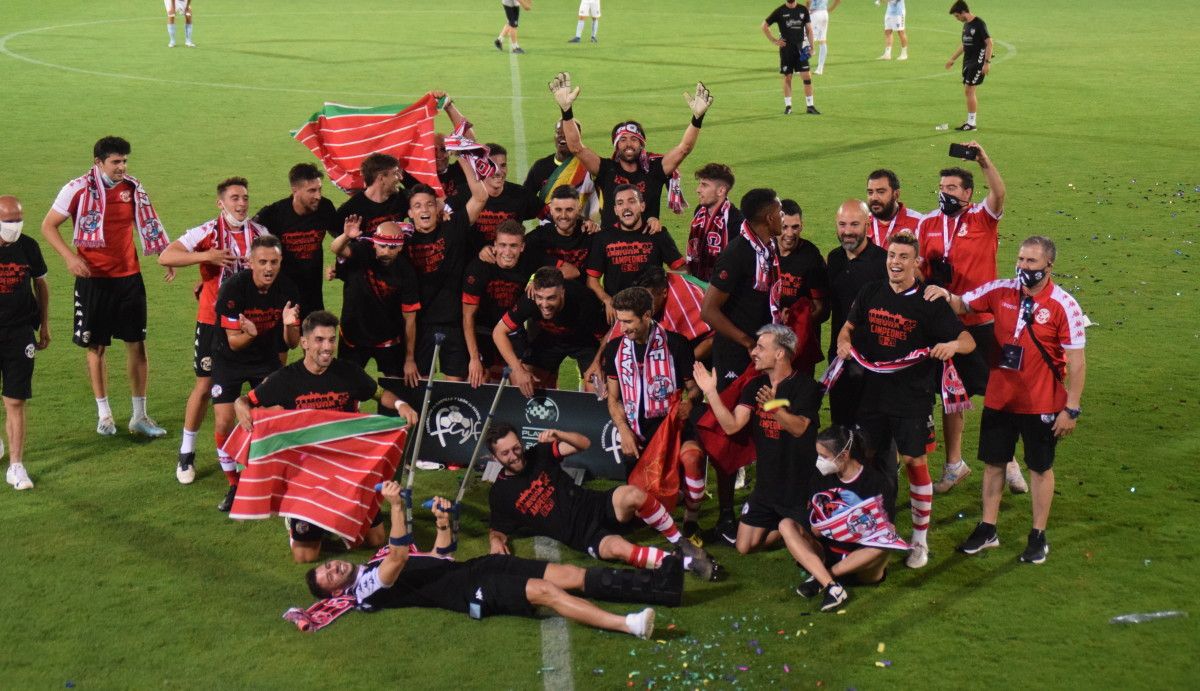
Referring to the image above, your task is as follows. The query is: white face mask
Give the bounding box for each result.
[0,220,23,243]
[222,210,246,229]
[815,455,840,476]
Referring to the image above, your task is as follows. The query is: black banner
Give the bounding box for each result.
[379,378,630,480]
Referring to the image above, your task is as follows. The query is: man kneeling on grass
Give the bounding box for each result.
[305,480,676,639]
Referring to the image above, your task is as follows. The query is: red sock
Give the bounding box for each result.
[636,494,681,543]
[680,447,706,510]
[627,545,668,569]
[906,463,933,540]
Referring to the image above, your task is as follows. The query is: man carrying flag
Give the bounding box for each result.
[777,199,828,377]
[234,310,417,562]
[523,121,596,218]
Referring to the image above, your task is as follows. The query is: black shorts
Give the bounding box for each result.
[963,64,985,86]
[712,336,751,392]
[193,322,220,378]
[209,362,276,405]
[523,338,596,377]
[340,339,407,377]
[73,274,147,347]
[415,324,469,378]
[779,45,811,75]
[740,494,805,530]
[858,411,930,460]
[947,322,992,398]
[466,555,549,617]
[503,4,520,27]
[567,487,623,557]
[289,510,383,544]
[0,329,37,400]
[978,407,1058,473]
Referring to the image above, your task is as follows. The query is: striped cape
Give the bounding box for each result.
[222,409,409,544]
[292,95,442,194]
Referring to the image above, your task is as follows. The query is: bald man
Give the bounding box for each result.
[0,196,51,490]
[824,200,886,428]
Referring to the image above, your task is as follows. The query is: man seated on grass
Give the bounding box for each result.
[306,480,667,639]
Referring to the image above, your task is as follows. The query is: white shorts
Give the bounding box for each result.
[885,14,906,31]
[578,0,601,18]
[811,9,829,41]
[165,0,189,14]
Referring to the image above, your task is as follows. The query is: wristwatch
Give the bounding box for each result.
[1064,407,1081,420]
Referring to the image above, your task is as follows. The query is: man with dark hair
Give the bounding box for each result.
[404,157,489,382]
[468,143,543,253]
[234,310,417,562]
[487,422,717,578]
[586,185,686,322]
[777,199,828,376]
[0,195,49,491]
[945,1,993,131]
[523,184,595,282]
[329,219,421,386]
[825,199,887,427]
[700,187,783,542]
[463,221,542,387]
[494,267,607,396]
[929,236,1086,564]
[522,122,597,217]
[308,480,665,639]
[687,163,743,281]
[550,72,712,230]
[253,163,340,320]
[41,136,170,439]
[337,153,407,236]
[762,0,820,114]
[211,235,301,512]
[836,231,975,568]
[916,143,1012,495]
[159,176,268,484]
[865,169,924,248]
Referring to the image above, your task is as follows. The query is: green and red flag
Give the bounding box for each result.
[293,94,443,194]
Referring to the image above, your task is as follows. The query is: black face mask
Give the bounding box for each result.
[1017,266,1048,289]
[938,191,964,216]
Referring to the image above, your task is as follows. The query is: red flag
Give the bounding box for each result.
[695,365,758,474]
[605,272,712,344]
[222,409,409,544]
[292,95,442,194]
[628,394,683,512]
[784,297,822,375]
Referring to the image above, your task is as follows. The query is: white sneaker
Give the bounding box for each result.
[176,452,196,484]
[933,461,972,494]
[898,50,908,61]
[906,542,929,569]
[130,415,168,438]
[97,416,117,436]
[168,40,176,48]
[7,463,33,490]
[814,67,824,75]
[185,41,196,48]
[1006,459,1029,494]
[878,52,892,60]
[626,608,656,640]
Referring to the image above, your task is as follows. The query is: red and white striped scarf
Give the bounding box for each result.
[687,200,730,279]
[616,322,677,441]
[739,222,784,323]
[443,121,498,181]
[200,214,268,284]
[71,165,169,254]
[610,125,686,213]
[820,346,972,413]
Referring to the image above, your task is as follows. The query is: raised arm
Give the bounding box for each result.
[460,157,489,225]
[969,141,1005,216]
[549,72,602,175]
[376,481,411,587]
[692,362,751,434]
[329,214,362,258]
[661,82,713,175]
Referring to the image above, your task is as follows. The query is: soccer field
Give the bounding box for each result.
[2,0,1199,687]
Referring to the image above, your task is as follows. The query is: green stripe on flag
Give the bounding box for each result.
[249,415,408,461]
[675,271,709,290]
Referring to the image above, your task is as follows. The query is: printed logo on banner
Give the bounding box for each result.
[525,396,561,424]
[600,421,625,465]
[428,397,482,448]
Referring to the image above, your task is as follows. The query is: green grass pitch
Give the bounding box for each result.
[1,0,1198,687]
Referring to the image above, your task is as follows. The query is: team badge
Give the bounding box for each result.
[1035,308,1051,325]
[648,375,673,402]
[119,190,132,203]
[1041,414,1056,424]
[25,344,35,358]
[200,356,213,372]
[81,210,102,233]
[211,384,223,398]
[81,330,91,344]
[956,226,968,237]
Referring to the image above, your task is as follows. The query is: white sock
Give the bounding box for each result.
[947,459,965,470]
[625,610,652,638]
[218,451,238,473]
[784,96,793,107]
[96,397,113,420]
[575,19,585,37]
[967,112,977,126]
[132,396,147,419]
[185,23,193,41]
[591,19,599,37]
[181,429,198,454]
[806,95,815,107]
[818,44,828,70]
[882,48,892,57]
[167,24,176,41]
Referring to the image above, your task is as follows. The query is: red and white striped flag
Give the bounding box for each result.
[809,492,909,552]
[292,95,443,194]
[222,409,409,544]
[604,272,711,344]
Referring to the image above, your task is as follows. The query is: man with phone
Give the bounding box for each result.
[945,0,993,131]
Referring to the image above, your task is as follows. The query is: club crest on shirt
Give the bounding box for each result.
[1035,308,1051,325]
[956,226,968,237]
[119,190,132,203]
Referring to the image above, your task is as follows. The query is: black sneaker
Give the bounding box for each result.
[806,106,821,115]
[682,520,702,542]
[1018,531,1049,564]
[493,38,502,51]
[955,123,977,131]
[217,485,238,512]
[512,47,526,54]
[677,544,722,581]
[784,105,792,115]
[714,515,738,546]
[176,452,196,485]
[957,522,1000,555]
[820,582,848,612]
[795,576,820,598]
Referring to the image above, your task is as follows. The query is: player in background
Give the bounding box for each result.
[763,0,819,114]
[569,0,601,43]
[879,0,909,61]
[496,0,533,54]
[946,1,993,131]
[806,0,841,75]
[165,0,194,48]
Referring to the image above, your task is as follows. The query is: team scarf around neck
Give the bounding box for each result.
[443,121,498,181]
[72,165,169,254]
[616,321,677,441]
[739,221,784,323]
[820,345,973,414]
[688,200,730,278]
[208,214,266,284]
[611,124,686,213]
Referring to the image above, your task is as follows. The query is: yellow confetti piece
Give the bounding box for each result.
[875,661,887,668]
[763,398,790,411]
[657,640,667,644]
[877,642,886,653]
[837,609,847,615]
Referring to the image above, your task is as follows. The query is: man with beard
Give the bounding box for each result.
[211,235,300,511]
[549,72,712,230]
[468,144,543,253]
[463,221,543,387]
[825,199,886,427]
[523,184,595,282]
[776,199,827,377]
[865,169,924,249]
[915,143,1014,495]
[253,164,340,320]
[158,177,268,484]
[687,163,743,282]
[330,219,421,386]
[403,157,489,382]
[493,267,607,397]
[586,185,686,323]
[694,324,820,555]
[336,153,407,236]
[523,122,597,217]
[234,310,418,563]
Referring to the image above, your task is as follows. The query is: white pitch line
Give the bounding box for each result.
[534,537,574,691]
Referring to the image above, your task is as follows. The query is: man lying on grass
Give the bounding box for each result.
[304,480,679,639]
